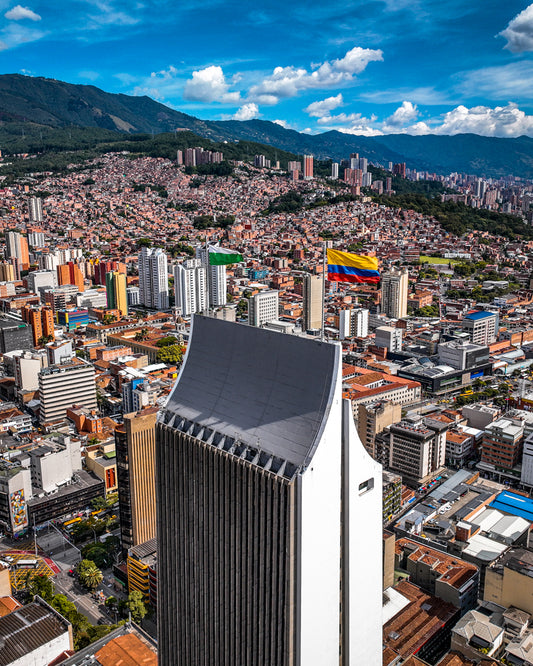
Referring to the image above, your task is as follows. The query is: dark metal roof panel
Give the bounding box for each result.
[164,316,339,467]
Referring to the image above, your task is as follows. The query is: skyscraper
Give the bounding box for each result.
[195,246,227,308]
[381,268,408,319]
[303,154,314,179]
[105,271,128,317]
[138,247,169,310]
[156,316,383,665]
[302,273,322,332]
[115,408,157,553]
[173,259,207,316]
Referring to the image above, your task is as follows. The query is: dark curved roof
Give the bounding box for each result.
[164,315,339,468]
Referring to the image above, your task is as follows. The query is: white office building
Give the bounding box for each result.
[173,259,207,317]
[248,289,279,327]
[39,359,97,424]
[375,325,402,352]
[138,247,169,310]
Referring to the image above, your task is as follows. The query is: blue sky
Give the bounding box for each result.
[1,0,533,137]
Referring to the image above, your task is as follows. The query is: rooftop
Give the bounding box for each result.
[464,311,495,321]
[0,598,70,666]
[163,315,339,474]
[490,491,533,522]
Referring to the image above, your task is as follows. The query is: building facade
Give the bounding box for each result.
[38,359,97,424]
[173,259,207,317]
[116,408,157,553]
[248,289,279,327]
[302,274,322,332]
[156,315,383,665]
[138,247,169,310]
[381,268,408,319]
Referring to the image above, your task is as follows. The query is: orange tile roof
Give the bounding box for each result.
[95,633,157,665]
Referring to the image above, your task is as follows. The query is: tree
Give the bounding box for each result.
[28,573,54,602]
[134,327,149,342]
[37,334,53,346]
[126,590,147,622]
[156,335,178,347]
[156,344,184,365]
[77,559,103,591]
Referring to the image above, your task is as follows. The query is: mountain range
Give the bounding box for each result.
[0,73,532,178]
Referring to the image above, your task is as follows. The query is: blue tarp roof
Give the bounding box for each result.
[464,311,494,321]
[490,491,533,522]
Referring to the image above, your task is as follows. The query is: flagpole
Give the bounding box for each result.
[321,240,327,341]
[205,237,210,318]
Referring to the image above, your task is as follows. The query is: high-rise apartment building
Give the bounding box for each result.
[331,162,339,179]
[339,308,369,340]
[173,259,207,316]
[27,228,45,248]
[28,196,43,222]
[57,262,85,293]
[381,268,408,319]
[195,246,227,308]
[105,271,128,317]
[21,305,55,346]
[138,247,169,310]
[115,408,157,553]
[248,289,279,327]
[39,358,97,424]
[5,231,29,267]
[156,315,383,665]
[303,154,314,179]
[302,273,322,332]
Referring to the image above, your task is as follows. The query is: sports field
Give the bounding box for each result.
[419,255,461,265]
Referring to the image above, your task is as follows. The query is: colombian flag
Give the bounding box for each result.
[327,248,380,284]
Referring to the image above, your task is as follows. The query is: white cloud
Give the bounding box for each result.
[5,5,41,21]
[132,65,181,101]
[427,103,533,137]
[307,101,533,139]
[499,4,533,52]
[304,94,343,118]
[0,40,7,51]
[385,101,419,127]
[248,46,383,104]
[232,103,260,120]
[272,119,293,129]
[183,65,240,104]
[457,61,533,100]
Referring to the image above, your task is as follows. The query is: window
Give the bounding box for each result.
[359,478,374,495]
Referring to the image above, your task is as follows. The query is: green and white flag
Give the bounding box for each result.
[208,245,243,265]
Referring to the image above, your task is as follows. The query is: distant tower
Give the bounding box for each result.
[381,268,408,319]
[28,196,43,222]
[5,231,29,267]
[303,273,322,332]
[331,162,339,179]
[303,154,314,180]
[105,270,128,317]
[156,316,383,665]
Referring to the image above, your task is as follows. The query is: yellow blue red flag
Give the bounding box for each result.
[326,248,380,284]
